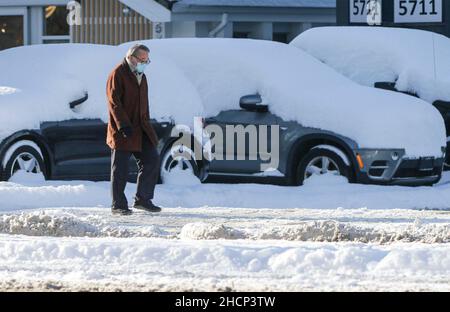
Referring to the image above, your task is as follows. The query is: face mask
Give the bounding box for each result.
[136,62,147,74]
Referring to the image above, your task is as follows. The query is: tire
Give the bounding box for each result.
[295,147,350,185]
[160,144,201,183]
[2,143,46,181]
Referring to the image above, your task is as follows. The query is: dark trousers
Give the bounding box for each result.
[111,134,160,209]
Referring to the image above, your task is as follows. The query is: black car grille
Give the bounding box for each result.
[393,159,442,179]
[369,168,385,177]
[369,161,388,177]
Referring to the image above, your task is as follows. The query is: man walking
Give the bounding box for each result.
[106,44,161,216]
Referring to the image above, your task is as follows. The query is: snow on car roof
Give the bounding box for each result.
[290,26,450,104]
[0,38,446,158]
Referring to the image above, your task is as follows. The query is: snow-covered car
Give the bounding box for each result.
[290,26,450,168]
[0,39,446,186]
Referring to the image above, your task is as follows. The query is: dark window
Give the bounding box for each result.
[233,32,249,38]
[43,39,70,44]
[0,15,24,51]
[44,6,70,36]
[273,32,288,43]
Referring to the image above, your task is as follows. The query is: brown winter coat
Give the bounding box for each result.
[106,59,158,151]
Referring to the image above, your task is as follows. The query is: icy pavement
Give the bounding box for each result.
[0,171,449,291]
[1,208,449,244]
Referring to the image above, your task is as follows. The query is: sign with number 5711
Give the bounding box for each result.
[394,0,442,23]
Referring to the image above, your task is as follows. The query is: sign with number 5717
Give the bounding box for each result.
[394,0,442,23]
[350,0,382,25]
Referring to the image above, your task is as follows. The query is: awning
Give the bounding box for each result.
[119,0,171,22]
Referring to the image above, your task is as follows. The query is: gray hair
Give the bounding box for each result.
[126,44,150,58]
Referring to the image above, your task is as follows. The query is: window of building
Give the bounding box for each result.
[273,32,288,43]
[42,6,70,44]
[233,32,249,38]
[0,15,24,50]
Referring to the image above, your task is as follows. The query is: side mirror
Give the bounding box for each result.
[374,81,397,92]
[239,94,268,113]
[374,81,418,98]
[69,92,88,110]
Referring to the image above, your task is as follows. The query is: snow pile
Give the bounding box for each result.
[0,38,445,158]
[0,86,19,96]
[180,222,245,240]
[8,170,45,184]
[0,211,169,238]
[291,26,450,104]
[255,221,450,244]
[1,208,448,243]
[0,180,106,210]
[0,211,99,237]
[2,172,450,211]
[162,167,201,186]
[0,237,448,291]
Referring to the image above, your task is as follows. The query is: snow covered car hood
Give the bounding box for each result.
[0,38,446,158]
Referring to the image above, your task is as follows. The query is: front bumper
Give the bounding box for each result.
[354,149,444,186]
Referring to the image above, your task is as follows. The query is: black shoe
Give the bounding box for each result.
[133,199,162,213]
[111,208,133,216]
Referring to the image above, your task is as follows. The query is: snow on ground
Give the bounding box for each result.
[0,171,449,291]
[0,237,448,292]
[2,171,450,212]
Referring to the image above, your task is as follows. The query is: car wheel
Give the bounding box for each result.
[296,147,350,185]
[2,143,46,181]
[160,144,200,183]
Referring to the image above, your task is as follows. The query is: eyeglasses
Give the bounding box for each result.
[132,54,151,64]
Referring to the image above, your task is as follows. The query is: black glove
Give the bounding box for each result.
[119,126,133,138]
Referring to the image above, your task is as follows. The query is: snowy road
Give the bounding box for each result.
[0,172,449,291]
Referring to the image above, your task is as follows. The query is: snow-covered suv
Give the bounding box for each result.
[0,38,446,186]
[291,26,450,169]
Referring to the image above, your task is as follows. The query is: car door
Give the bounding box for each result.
[41,118,117,180]
[43,117,170,181]
[205,109,279,175]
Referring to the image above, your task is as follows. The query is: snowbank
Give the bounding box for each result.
[0,202,449,243]
[0,211,169,238]
[290,26,450,104]
[0,39,446,157]
[2,171,450,211]
[0,236,448,291]
[180,222,245,240]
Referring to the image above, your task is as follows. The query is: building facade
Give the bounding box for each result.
[0,0,336,51]
[0,0,72,50]
[70,0,158,45]
[166,0,336,43]
[337,0,450,37]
